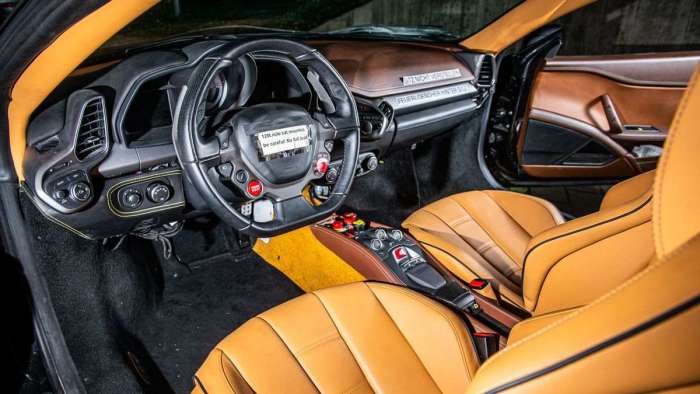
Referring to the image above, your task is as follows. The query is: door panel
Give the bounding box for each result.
[519,51,699,180]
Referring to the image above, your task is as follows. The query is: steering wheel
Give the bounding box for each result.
[173,39,360,237]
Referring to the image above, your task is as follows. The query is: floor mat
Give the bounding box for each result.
[22,197,303,394]
[136,252,302,394]
[253,226,365,292]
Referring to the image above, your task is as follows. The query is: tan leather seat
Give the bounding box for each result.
[193,69,700,393]
[402,170,655,312]
[193,282,479,393]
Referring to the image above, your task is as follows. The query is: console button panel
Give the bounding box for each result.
[324,152,378,184]
[356,228,446,290]
[320,214,447,292]
[108,170,185,217]
[44,170,94,211]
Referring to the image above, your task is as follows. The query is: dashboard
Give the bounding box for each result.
[23,38,494,239]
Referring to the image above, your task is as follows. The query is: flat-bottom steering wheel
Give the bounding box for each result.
[173,39,360,237]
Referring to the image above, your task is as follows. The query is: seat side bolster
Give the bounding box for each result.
[468,236,700,394]
[522,192,653,312]
[507,308,579,345]
[600,169,656,211]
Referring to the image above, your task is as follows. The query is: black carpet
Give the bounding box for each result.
[136,252,302,393]
[21,196,302,394]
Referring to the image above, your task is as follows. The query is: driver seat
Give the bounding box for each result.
[192,70,700,393]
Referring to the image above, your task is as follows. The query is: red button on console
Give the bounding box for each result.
[315,157,330,174]
[392,246,408,262]
[247,180,263,197]
[343,212,357,224]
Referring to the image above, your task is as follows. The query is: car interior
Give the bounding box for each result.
[1,0,699,393]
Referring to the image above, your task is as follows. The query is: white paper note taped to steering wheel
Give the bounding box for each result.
[256,125,311,157]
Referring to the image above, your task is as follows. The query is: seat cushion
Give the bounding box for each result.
[193,282,479,394]
[402,190,564,307]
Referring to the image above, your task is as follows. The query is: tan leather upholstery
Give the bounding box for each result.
[522,187,653,314]
[404,172,656,313]
[599,168,655,210]
[194,282,479,394]
[653,69,700,259]
[469,71,700,390]
[402,191,564,307]
[194,67,700,394]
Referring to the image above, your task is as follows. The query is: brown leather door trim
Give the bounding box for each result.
[530,71,684,134]
[529,109,630,158]
[521,159,638,179]
[544,52,700,87]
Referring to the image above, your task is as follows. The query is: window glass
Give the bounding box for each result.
[557,0,700,55]
[105,0,522,48]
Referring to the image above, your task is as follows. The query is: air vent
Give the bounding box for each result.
[75,97,107,160]
[476,56,494,86]
[378,101,393,120]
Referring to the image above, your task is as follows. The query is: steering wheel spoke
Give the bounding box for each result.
[334,126,360,140]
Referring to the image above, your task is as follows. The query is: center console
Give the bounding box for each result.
[313,212,523,357]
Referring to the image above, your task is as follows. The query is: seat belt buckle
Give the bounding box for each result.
[467,278,489,290]
[473,332,500,361]
[452,291,481,315]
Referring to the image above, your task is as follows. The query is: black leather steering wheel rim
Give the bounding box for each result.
[173,39,360,237]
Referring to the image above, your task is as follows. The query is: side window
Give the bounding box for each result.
[556,0,700,55]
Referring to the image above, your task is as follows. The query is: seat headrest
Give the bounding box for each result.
[653,66,700,259]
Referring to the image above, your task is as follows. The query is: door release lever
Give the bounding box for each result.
[601,94,626,134]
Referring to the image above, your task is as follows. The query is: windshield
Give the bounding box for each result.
[105,0,523,48]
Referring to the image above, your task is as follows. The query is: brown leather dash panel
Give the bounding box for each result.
[309,40,474,98]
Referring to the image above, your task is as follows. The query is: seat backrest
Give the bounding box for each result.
[521,172,655,314]
[467,67,700,393]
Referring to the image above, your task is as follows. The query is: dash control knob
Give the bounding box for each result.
[370,238,384,251]
[70,182,92,202]
[147,182,171,203]
[365,155,378,171]
[122,188,143,209]
[389,229,404,241]
[52,189,68,200]
[325,167,339,183]
[375,228,388,241]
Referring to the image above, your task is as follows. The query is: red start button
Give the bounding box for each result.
[315,157,330,174]
[247,180,263,197]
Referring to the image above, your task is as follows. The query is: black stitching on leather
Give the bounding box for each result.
[193,375,210,394]
[484,294,700,393]
[530,220,652,311]
[521,195,652,282]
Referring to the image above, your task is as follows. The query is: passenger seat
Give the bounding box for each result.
[402,170,655,313]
